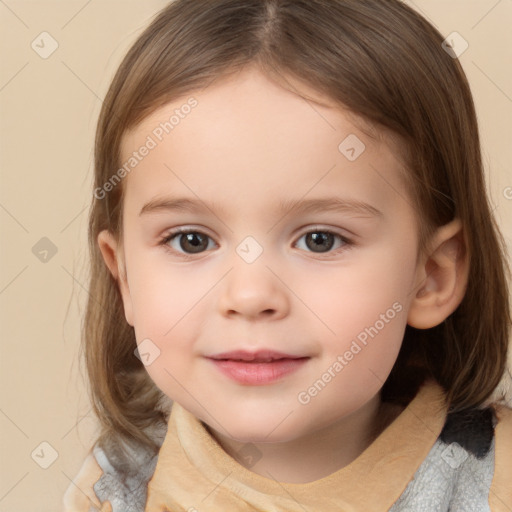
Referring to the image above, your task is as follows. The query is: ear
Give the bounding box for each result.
[407,218,469,329]
[97,230,134,326]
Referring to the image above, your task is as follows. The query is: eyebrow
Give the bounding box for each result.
[139,195,383,219]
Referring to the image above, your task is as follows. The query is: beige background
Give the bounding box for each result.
[0,1,511,510]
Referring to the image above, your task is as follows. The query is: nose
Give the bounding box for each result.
[217,259,290,321]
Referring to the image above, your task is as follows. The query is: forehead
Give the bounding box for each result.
[119,68,410,216]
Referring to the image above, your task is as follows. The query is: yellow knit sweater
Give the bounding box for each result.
[63,379,512,511]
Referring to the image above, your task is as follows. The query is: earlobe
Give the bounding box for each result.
[97,230,134,326]
[407,219,469,330]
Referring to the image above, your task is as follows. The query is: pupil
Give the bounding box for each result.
[181,233,207,253]
[308,232,333,252]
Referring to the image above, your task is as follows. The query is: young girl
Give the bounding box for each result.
[63,0,512,510]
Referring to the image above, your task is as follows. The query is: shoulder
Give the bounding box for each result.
[62,440,161,512]
[62,450,109,512]
[450,404,512,511]
[62,420,168,512]
[92,437,160,512]
[488,404,512,511]
[439,403,512,511]
[390,403,512,511]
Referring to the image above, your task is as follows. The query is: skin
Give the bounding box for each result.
[98,66,469,483]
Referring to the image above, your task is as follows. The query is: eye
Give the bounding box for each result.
[294,229,352,254]
[159,227,353,258]
[160,229,216,256]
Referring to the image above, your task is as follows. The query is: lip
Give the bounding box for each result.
[207,349,306,362]
[206,350,310,385]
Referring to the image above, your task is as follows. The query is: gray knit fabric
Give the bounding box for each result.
[92,424,495,511]
[389,437,495,511]
[93,421,166,512]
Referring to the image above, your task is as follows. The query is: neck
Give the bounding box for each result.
[205,393,404,484]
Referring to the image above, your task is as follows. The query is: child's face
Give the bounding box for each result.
[111,67,424,443]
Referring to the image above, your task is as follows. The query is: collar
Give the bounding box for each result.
[145,379,447,511]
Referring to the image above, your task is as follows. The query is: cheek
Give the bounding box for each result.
[302,256,412,336]
[125,252,210,381]
[127,251,204,333]
[295,250,413,377]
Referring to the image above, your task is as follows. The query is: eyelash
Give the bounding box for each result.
[158,227,355,260]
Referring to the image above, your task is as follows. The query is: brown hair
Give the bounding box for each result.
[83,0,511,456]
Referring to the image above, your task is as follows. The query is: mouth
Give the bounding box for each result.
[213,357,306,363]
[206,350,310,385]
[207,349,308,363]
